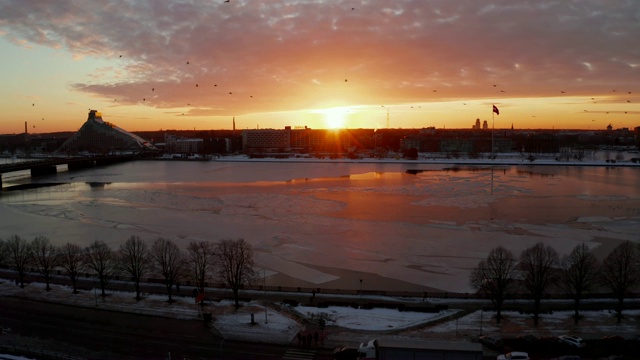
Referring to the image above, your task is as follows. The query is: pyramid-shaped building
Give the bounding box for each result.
[58,110,156,153]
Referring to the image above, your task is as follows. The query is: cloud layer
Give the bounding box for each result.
[1,0,639,118]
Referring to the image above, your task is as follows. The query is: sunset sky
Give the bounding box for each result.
[1,0,639,134]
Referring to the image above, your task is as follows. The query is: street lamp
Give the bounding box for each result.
[381,105,390,128]
[263,269,268,324]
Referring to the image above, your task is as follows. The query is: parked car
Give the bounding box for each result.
[497,351,530,360]
[478,335,503,350]
[558,335,586,348]
[333,346,360,360]
[551,356,581,360]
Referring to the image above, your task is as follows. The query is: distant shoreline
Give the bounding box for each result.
[202,155,640,167]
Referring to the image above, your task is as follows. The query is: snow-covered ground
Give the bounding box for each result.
[1,278,639,348]
[0,279,450,345]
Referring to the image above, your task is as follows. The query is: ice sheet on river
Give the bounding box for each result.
[1,162,639,293]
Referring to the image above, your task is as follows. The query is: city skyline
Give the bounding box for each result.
[1,1,639,134]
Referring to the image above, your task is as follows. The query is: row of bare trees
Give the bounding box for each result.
[470,241,640,325]
[0,235,255,307]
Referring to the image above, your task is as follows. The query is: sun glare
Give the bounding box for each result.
[322,108,347,129]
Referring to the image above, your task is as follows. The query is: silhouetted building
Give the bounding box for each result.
[57,110,156,154]
[242,127,352,155]
[164,134,203,154]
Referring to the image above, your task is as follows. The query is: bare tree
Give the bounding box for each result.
[30,236,59,291]
[0,238,7,267]
[58,243,85,294]
[118,235,151,301]
[215,239,256,309]
[187,240,216,294]
[599,241,640,321]
[559,243,599,324]
[469,246,517,324]
[519,242,559,326]
[85,240,117,297]
[150,238,184,303]
[6,234,30,288]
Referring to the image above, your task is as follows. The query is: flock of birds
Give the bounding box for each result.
[26,0,637,129]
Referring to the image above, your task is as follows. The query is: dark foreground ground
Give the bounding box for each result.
[0,296,339,360]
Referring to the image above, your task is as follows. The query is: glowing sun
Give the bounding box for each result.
[323,108,347,129]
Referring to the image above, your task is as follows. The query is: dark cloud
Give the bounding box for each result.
[1,0,638,116]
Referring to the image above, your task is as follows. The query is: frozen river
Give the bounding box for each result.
[1,160,639,293]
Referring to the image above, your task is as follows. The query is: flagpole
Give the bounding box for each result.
[491,106,495,195]
[491,106,495,160]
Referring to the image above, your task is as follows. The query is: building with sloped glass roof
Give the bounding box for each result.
[57,110,156,154]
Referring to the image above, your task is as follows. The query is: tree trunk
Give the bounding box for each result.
[233,288,240,309]
[165,283,174,303]
[573,297,580,324]
[533,298,541,326]
[495,299,503,324]
[616,296,624,323]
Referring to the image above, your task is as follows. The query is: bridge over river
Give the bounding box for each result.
[0,155,135,189]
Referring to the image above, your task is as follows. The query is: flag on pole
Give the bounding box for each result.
[492,105,499,115]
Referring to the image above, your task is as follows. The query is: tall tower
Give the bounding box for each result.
[386,109,390,128]
[233,116,236,132]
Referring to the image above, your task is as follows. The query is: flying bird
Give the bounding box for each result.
[152,88,155,92]
[196,84,199,87]
[186,61,190,65]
